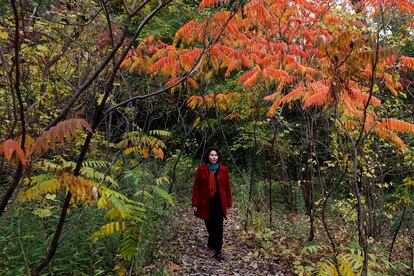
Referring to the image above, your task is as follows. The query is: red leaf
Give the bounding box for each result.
[241,69,260,88]
[0,139,26,166]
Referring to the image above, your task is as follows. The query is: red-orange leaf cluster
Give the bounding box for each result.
[30,119,92,155]
[0,139,26,166]
[120,0,414,151]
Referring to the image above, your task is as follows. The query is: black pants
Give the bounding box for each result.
[204,192,223,254]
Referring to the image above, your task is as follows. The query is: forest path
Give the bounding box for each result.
[168,202,285,276]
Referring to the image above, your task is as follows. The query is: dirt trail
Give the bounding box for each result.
[169,202,285,276]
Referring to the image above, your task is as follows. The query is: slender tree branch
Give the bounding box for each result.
[0,0,26,217]
[388,206,406,261]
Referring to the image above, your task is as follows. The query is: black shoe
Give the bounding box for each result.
[213,252,225,261]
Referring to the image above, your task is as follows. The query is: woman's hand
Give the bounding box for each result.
[192,206,197,213]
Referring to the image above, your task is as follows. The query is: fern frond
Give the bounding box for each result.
[82,160,112,170]
[300,244,324,256]
[39,160,65,172]
[19,175,60,201]
[337,253,357,276]
[152,186,175,206]
[120,230,138,261]
[155,176,170,186]
[91,221,126,242]
[30,119,92,155]
[316,259,339,276]
[99,186,145,214]
[22,173,54,186]
[80,166,118,187]
[105,207,126,219]
[148,129,171,138]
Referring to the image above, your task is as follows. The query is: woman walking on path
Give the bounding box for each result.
[192,147,232,261]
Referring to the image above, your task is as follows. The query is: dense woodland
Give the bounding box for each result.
[1,0,414,275]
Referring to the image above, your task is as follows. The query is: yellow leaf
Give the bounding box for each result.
[0,30,8,40]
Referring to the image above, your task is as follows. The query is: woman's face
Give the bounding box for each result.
[208,150,219,164]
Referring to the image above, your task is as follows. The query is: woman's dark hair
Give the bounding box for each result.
[203,147,221,164]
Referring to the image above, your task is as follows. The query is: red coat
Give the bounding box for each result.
[192,163,232,220]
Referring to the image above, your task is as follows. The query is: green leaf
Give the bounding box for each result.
[33,208,52,218]
[45,194,57,201]
[152,186,175,206]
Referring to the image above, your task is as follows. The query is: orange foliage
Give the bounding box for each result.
[224,112,241,121]
[174,20,199,45]
[187,93,240,111]
[347,84,382,108]
[186,77,199,88]
[0,139,26,166]
[263,69,289,82]
[282,84,307,104]
[149,56,177,76]
[198,0,228,10]
[375,127,408,152]
[381,119,414,134]
[60,173,95,203]
[181,48,203,71]
[400,55,414,70]
[165,77,182,87]
[242,69,260,88]
[302,89,329,109]
[30,119,92,155]
[119,0,414,152]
